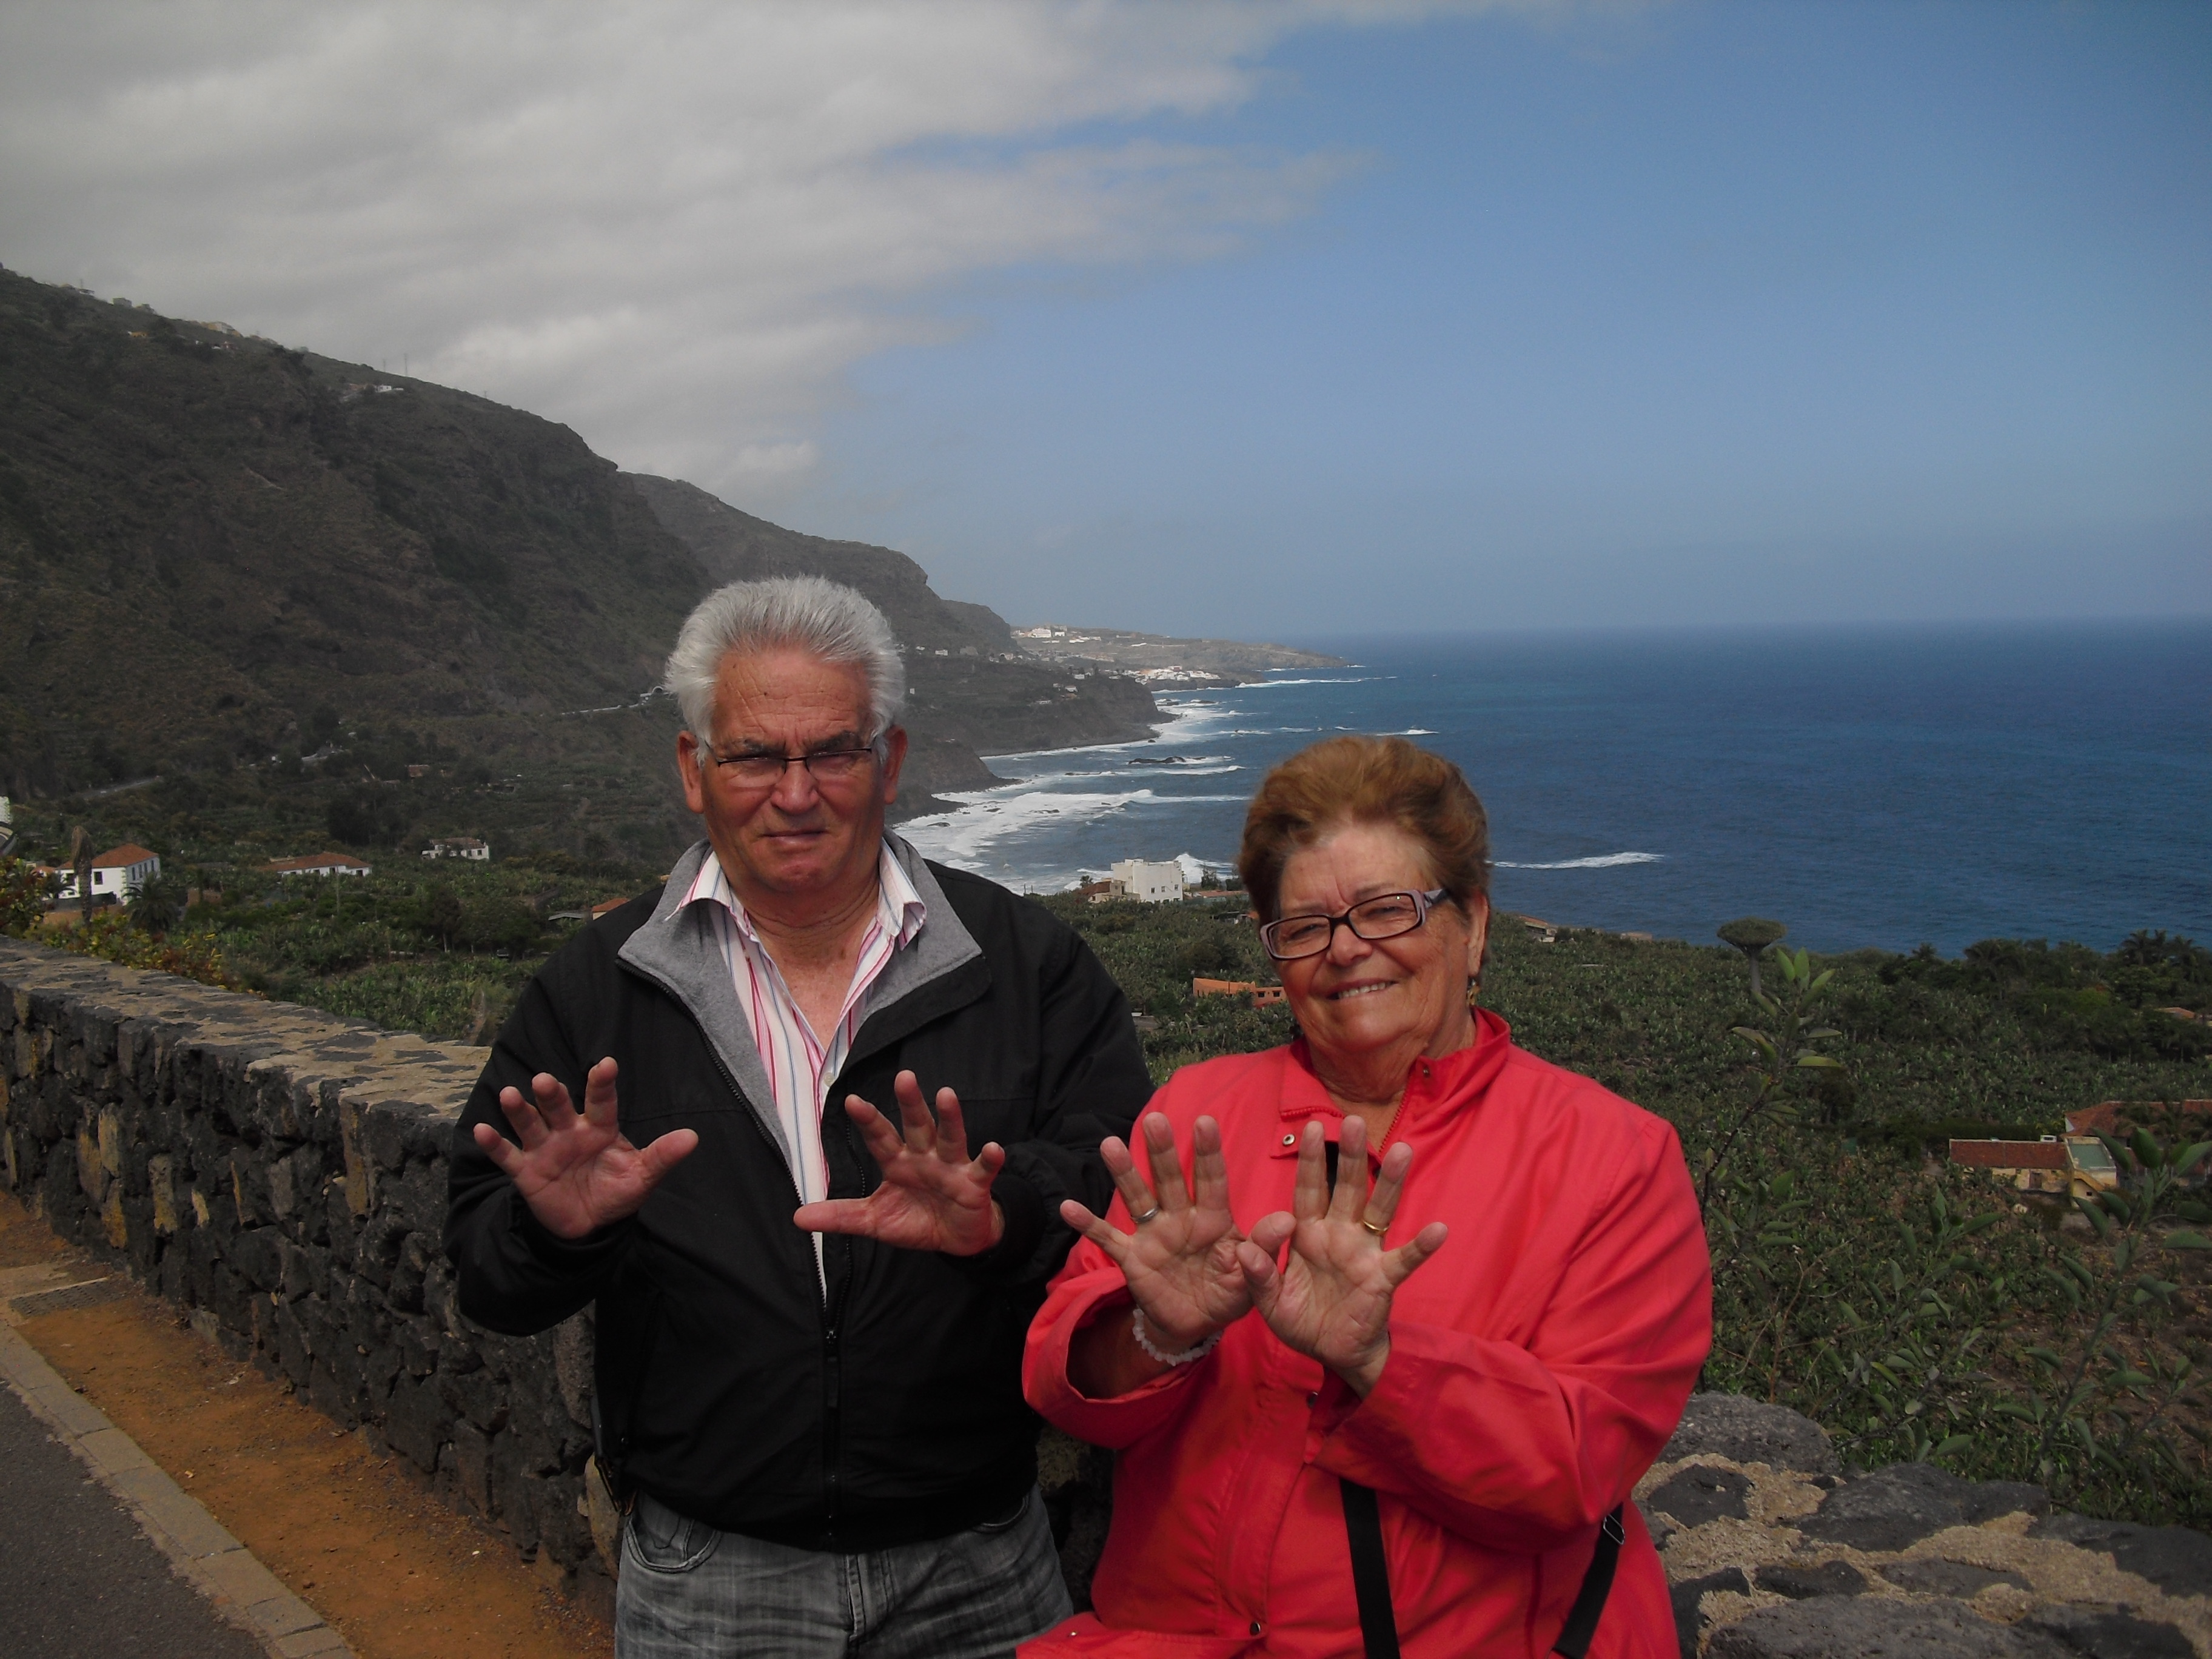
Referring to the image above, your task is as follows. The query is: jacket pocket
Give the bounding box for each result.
[625,1490,720,1574]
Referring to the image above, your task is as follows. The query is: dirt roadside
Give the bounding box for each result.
[0,1197,612,1659]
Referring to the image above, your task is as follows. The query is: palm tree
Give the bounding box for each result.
[69,825,93,927]
[130,876,186,936]
[1718,917,1788,998]
[2119,930,2171,968]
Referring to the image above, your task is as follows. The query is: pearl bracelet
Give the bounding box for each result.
[1131,1305,1222,1366]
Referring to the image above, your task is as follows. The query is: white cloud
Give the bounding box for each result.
[0,1,1526,500]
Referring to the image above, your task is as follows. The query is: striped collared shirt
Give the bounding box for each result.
[682,842,928,1284]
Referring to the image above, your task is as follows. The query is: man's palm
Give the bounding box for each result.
[794,1071,1005,1256]
[473,1057,698,1240]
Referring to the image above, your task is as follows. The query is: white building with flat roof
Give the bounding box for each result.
[1108,859,1186,903]
[263,853,372,877]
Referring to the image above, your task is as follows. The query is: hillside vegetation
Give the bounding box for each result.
[0,266,1161,868]
[0,269,705,802]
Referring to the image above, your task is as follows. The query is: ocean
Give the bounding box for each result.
[898,619,2211,957]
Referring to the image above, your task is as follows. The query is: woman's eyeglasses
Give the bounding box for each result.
[1258,887,1452,961]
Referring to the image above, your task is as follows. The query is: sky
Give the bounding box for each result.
[1,0,2206,637]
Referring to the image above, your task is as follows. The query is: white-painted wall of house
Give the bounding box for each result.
[1108,859,1186,903]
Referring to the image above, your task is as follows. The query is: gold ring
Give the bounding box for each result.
[1359,1217,1389,1237]
[1132,1206,1162,1225]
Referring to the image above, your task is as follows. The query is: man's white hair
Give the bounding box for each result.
[663,576,906,740]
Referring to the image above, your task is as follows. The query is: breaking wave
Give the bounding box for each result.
[900,786,1248,866]
[1493,852,1666,870]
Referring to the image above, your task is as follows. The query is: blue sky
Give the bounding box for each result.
[5,1,2207,638]
[809,2,2212,634]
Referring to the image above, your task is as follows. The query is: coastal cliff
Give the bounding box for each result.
[0,267,1163,848]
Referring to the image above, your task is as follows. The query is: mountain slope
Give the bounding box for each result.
[625,472,1161,764]
[624,474,1016,655]
[0,269,1161,844]
[0,267,709,799]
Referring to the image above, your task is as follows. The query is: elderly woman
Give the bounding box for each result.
[1021,737,1711,1658]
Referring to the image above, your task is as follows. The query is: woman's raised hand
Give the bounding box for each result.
[1061,1113,1250,1350]
[1236,1115,1448,1395]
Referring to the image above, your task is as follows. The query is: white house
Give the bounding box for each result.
[1108,858,1186,904]
[423,837,491,862]
[50,843,161,902]
[263,853,372,878]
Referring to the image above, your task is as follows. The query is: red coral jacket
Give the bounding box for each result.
[1021,1013,1711,1659]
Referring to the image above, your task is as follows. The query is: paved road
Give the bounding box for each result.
[0,1377,265,1659]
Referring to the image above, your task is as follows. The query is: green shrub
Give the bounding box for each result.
[0,855,50,936]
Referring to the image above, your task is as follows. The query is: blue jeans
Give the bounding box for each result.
[615,1486,1073,1659]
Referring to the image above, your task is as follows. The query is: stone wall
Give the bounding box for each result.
[0,937,607,1590]
[1650,1395,2212,1657]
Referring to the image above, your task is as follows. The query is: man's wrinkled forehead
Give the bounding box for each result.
[709,646,872,745]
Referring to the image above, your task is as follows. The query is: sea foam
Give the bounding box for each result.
[901,786,1247,866]
[1493,853,1666,870]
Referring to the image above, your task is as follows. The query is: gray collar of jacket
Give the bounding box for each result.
[615,834,986,1163]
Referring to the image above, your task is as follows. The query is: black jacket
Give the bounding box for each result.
[443,838,1150,1551]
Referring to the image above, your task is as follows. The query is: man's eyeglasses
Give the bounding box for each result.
[701,739,881,789]
[1258,887,1453,962]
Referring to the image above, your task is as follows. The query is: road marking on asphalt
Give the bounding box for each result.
[0,1319,357,1659]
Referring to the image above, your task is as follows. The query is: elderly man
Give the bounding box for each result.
[444,576,1150,1657]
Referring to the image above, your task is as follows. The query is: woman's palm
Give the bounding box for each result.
[1064,1113,1253,1348]
[1238,1119,1450,1393]
[1124,1191,1248,1342]
[1257,1214,1397,1371]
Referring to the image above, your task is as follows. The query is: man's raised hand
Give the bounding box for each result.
[794,1070,1006,1257]
[472,1057,698,1240]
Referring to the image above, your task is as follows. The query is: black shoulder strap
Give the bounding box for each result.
[1339,1480,1624,1659]
[1551,1505,1626,1658]
[1339,1479,1401,1659]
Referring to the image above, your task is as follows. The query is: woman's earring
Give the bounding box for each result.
[1466,977,1481,1007]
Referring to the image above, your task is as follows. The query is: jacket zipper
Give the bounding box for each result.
[692,1037,847,1542]
[620,923,952,1547]
[620,953,848,1546]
